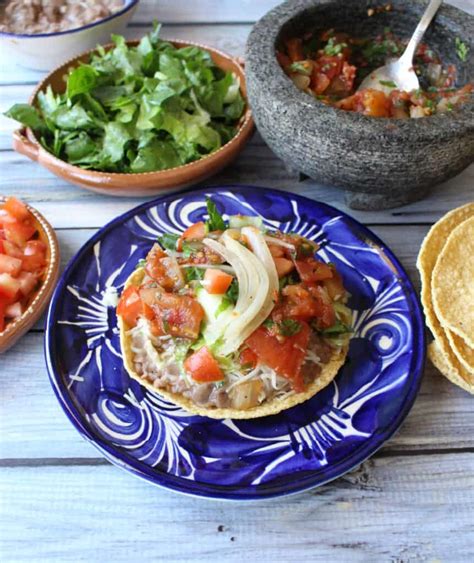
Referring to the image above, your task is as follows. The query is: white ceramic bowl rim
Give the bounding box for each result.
[0,0,139,38]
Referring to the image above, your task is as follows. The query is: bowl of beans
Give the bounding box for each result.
[245,0,473,210]
[0,0,139,71]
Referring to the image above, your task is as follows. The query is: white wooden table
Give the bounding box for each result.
[1,1,473,561]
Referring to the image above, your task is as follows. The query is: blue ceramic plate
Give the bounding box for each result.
[45,186,425,500]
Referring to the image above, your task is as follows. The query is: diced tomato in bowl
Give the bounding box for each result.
[4,220,37,247]
[22,240,47,273]
[0,197,53,340]
[0,273,21,301]
[0,254,23,277]
[3,197,31,222]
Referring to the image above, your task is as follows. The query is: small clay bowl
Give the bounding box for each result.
[0,199,60,354]
[12,40,254,197]
[246,0,474,210]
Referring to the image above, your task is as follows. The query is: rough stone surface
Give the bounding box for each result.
[245,0,474,210]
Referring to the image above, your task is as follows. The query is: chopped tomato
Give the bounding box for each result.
[312,71,331,94]
[150,292,204,339]
[4,220,36,248]
[3,197,30,222]
[285,38,304,62]
[0,197,47,332]
[246,321,310,391]
[322,269,345,300]
[2,240,23,258]
[183,221,207,241]
[274,257,294,278]
[17,271,38,296]
[203,268,233,294]
[354,89,391,117]
[306,284,336,328]
[117,285,143,327]
[341,61,357,91]
[0,273,20,302]
[184,346,224,383]
[145,244,184,291]
[277,283,335,327]
[317,55,343,80]
[268,244,285,258]
[0,210,17,226]
[5,301,22,318]
[177,221,208,251]
[22,240,47,273]
[239,347,258,369]
[0,254,22,277]
[279,284,324,320]
[295,258,333,282]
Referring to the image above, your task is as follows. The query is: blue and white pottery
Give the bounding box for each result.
[45,186,425,500]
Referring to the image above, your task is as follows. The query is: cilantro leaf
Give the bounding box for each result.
[323,37,348,56]
[184,267,205,282]
[455,38,469,62]
[379,80,397,88]
[66,65,98,100]
[279,271,299,290]
[158,233,179,251]
[321,320,352,336]
[205,197,227,231]
[4,104,48,133]
[278,319,302,336]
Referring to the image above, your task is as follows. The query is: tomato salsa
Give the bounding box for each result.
[117,199,352,414]
[277,28,472,118]
[0,197,48,332]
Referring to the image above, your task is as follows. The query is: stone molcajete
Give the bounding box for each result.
[245,0,474,210]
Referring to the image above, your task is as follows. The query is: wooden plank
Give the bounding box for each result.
[0,24,251,88]
[133,0,279,24]
[1,455,473,562]
[132,0,473,23]
[0,143,472,227]
[0,0,471,85]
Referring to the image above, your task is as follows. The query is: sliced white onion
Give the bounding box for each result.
[180,263,235,275]
[264,234,296,250]
[242,226,279,294]
[203,231,276,356]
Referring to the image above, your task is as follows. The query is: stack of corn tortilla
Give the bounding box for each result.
[417,203,474,394]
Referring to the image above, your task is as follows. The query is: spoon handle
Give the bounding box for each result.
[400,0,443,65]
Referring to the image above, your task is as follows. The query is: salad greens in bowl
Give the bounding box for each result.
[5,25,253,195]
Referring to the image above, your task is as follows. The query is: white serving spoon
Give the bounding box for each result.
[358,0,443,93]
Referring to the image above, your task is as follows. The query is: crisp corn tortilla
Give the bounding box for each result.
[118,269,348,419]
[416,203,474,386]
[432,217,474,350]
[446,330,474,376]
[428,340,474,395]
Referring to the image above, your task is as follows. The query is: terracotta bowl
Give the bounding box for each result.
[12,40,254,197]
[0,199,60,354]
